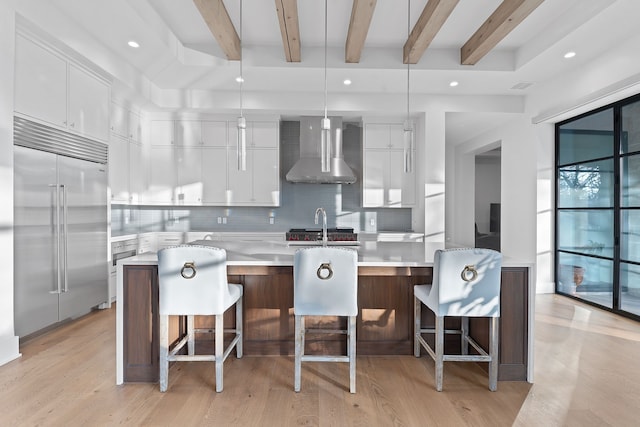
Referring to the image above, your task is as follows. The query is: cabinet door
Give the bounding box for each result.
[388,124,405,149]
[150,120,174,146]
[175,120,202,146]
[110,102,128,137]
[252,149,280,205]
[364,124,391,149]
[201,148,228,204]
[388,150,416,206]
[251,121,279,148]
[68,64,110,141]
[109,134,130,203]
[129,111,142,142]
[129,142,145,204]
[363,150,389,207]
[175,145,203,205]
[148,147,177,203]
[202,121,227,147]
[14,35,67,128]
[227,147,253,204]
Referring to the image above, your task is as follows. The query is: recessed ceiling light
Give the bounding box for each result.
[564,51,576,59]
[127,40,140,48]
[236,76,244,83]
[449,81,459,87]
[343,79,352,86]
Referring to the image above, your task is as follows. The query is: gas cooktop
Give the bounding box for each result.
[286,227,358,243]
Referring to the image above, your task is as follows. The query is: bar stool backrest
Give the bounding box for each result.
[294,247,358,316]
[158,245,232,316]
[431,248,502,318]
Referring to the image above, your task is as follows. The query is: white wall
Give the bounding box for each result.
[0,1,21,366]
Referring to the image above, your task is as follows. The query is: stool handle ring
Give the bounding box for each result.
[181,261,197,279]
[317,262,333,280]
[461,265,478,282]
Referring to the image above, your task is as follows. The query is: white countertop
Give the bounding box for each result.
[119,240,532,268]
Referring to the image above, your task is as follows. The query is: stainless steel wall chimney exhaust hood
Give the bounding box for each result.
[286,116,357,184]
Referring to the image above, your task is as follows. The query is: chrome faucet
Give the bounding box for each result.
[315,207,328,247]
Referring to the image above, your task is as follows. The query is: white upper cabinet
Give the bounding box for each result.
[128,111,142,143]
[363,122,416,207]
[227,120,280,206]
[14,34,67,128]
[110,102,128,138]
[68,64,110,141]
[150,120,174,146]
[108,134,130,203]
[202,121,227,147]
[14,34,110,142]
[144,117,279,206]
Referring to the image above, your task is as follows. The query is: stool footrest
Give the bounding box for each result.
[301,355,350,363]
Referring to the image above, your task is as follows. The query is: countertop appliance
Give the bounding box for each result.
[13,117,109,338]
[286,227,358,242]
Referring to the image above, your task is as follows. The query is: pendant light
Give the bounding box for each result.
[403,0,414,174]
[320,0,331,173]
[237,0,247,171]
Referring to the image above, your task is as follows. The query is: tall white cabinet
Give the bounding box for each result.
[14,33,110,142]
[109,101,145,204]
[363,122,416,207]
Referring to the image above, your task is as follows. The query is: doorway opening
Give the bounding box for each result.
[475,147,501,251]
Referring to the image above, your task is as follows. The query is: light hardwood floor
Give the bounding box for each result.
[1,294,639,426]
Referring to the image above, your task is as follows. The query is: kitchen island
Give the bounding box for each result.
[116,240,534,385]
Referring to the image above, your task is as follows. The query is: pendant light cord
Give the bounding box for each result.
[406,0,410,122]
[324,0,328,119]
[239,0,243,116]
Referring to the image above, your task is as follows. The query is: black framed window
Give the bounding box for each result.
[556,95,640,320]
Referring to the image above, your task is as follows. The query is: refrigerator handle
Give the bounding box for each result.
[61,184,69,293]
[50,184,61,294]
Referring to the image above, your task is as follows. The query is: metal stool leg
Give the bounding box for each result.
[461,317,469,356]
[187,315,195,355]
[236,297,243,358]
[435,315,444,392]
[294,315,303,392]
[489,317,499,391]
[215,313,224,392]
[349,316,356,394]
[414,296,421,357]
[159,315,169,392]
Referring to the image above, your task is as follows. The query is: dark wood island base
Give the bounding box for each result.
[122,264,529,383]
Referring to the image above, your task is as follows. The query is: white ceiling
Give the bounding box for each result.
[40,0,636,143]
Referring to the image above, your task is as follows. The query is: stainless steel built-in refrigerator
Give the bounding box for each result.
[13,117,108,337]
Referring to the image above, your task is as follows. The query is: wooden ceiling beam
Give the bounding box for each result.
[193,0,241,60]
[275,0,301,62]
[461,0,545,65]
[403,0,459,65]
[345,0,377,63]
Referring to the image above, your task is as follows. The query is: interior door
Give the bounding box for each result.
[13,146,60,337]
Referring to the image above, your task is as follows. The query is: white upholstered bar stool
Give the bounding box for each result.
[293,247,358,393]
[158,245,243,393]
[414,248,502,391]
